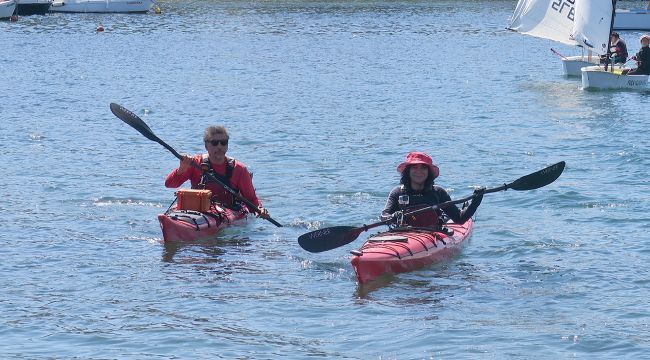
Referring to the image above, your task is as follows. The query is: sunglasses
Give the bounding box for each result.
[206,139,229,146]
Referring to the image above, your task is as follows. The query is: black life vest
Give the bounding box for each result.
[398,185,444,228]
[198,155,240,207]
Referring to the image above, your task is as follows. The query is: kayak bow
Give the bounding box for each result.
[350,219,472,283]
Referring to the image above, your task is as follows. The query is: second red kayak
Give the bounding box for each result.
[350,219,473,283]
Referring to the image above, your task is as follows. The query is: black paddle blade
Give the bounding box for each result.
[110,103,159,143]
[509,161,565,191]
[298,226,363,253]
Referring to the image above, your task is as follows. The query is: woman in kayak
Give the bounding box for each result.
[381,151,484,228]
[165,125,270,219]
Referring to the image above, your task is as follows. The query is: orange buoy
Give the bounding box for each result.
[9,15,17,21]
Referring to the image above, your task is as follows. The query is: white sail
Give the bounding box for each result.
[507,0,578,46]
[571,0,613,55]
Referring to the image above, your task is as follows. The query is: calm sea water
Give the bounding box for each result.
[2,0,650,358]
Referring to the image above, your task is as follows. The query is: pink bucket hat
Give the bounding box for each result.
[396,151,440,178]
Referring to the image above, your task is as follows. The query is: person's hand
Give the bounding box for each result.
[632,56,637,61]
[177,155,193,174]
[257,207,270,219]
[473,186,486,202]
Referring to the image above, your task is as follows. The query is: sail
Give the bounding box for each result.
[571,0,613,55]
[507,0,578,46]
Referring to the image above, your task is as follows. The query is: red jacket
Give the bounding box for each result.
[165,154,262,210]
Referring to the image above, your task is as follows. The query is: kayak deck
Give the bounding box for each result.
[158,204,248,243]
[350,219,473,283]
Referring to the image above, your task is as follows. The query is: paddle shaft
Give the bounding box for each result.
[392,166,562,222]
[354,188,487,235]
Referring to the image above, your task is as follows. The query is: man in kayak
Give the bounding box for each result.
[626,35,650,75]
[381,151,484,228]
[165,125,270,219]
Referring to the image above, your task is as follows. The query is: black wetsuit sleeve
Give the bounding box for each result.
[381,186,401,220]
[639,47,650,74]
[437,187,483,224]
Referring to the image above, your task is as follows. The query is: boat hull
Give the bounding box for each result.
[614,9,650,30]
[0,0,16,18]
[350,219,473,284]
[581,66,649,90]
[158,205,248,243]
[16,0,51,15]
[561,56,599,77]
[49,0,153,13]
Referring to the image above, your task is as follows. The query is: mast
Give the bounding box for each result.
[605,0,617,72]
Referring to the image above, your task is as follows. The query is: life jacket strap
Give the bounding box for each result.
[198,155,241,207]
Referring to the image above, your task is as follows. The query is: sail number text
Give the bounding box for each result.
[551,0,575,21]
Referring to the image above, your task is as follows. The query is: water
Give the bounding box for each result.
[2,0,650,358]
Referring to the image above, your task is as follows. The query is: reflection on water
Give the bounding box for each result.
[162,236,252,263]
[354,273,398,298]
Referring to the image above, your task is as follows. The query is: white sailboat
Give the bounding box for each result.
[507,0,599,77]
[579,0,649,90]
[49,0,154,13]
[0,0,16,18]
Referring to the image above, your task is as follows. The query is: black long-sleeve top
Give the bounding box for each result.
[381,185,481,225]
[634,46,650,75]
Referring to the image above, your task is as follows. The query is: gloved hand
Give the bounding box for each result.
[391,210,403,221]
[472,186,486,205]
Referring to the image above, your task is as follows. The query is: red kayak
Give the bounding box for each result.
[158,189,248,242]
[158,204,248,242]
[350,219,473,283]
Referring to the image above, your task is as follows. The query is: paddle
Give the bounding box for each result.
[109,103,283,228]
[298,161,566,253]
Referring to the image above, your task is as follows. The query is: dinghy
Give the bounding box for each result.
[581,66,649,90]
[508,0,599,76]
[579,0,650,90]
[0,0,16,18]
[49,0,154,13]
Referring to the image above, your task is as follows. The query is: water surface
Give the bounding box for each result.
[1,0,650,358]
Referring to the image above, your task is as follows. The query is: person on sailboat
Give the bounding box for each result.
[380,151,484,229]
[626,35,650,75]
[164,125,270,219]
[601,32,628,65]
